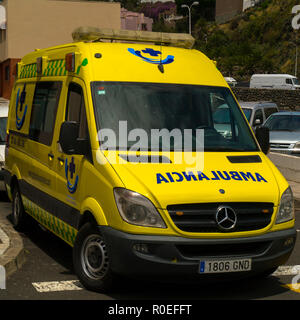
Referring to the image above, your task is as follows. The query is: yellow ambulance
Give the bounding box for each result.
[4,27,296,292]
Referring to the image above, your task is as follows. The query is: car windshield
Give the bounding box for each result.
[264,114,300,132]
[293,78,300,85]
[0,117,7,144]
[242,108,252,122]
[91,82,259,152]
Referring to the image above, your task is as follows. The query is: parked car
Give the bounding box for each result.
[250,74,300,90]
[0,102,8,191]
[224,77,237,87]
[239,101,279,130]
[263,111,300,154]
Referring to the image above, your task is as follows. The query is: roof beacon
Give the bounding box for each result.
[72,26,195,49]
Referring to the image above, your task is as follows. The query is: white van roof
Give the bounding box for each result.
[251,74,297,79]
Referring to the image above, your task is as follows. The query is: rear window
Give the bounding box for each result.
[29,82,62,145]
[264,107,278,120]
[264,114,300,131]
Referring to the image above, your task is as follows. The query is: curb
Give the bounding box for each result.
[0,214,25,278]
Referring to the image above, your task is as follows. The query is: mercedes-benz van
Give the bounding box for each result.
[4,27,296,292]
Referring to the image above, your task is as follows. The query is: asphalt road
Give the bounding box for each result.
[0,195,300,305]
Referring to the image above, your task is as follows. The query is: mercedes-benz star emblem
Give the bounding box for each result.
[216,206,237,231]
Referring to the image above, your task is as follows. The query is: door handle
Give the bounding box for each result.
[48,153,54,161]
[57,157,65,165]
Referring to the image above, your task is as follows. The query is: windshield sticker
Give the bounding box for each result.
[128,48,174,65]
[97,87,106,95]
[156,171,268,184]
[15,84,28,130]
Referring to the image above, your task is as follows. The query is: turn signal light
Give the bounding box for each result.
[65,53,75,72]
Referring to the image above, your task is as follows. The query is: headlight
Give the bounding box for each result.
[276,187,294,224]
[293,142,300,152]
[114,188,166,228]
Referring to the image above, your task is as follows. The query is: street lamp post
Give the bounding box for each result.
[181,1,199,35]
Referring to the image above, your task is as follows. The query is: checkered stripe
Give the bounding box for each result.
[19,64,37,79]
[43,59,67,77]
[19,59,67,79]
[22,196,77,246]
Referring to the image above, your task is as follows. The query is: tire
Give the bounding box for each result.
[12,185,28,231]
[73,222,116,292]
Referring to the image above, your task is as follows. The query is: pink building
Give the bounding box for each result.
[121,8,153,31]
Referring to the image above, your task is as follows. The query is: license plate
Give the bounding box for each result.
[199,258,252,274]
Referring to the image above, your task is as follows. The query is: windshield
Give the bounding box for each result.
[91,82,259,152]
[293,78,300,85]
[264,114,300,132]
[242,108,252,122]
[0,117,7,144]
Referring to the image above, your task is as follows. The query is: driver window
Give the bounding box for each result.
[66,82,88,139]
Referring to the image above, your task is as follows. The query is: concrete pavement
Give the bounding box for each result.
[0,180,299,279]
[0,200,26,278]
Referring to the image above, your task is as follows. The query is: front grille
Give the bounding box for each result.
[176,241,271,258]
[270,143,290,149]
[167,202,274,233]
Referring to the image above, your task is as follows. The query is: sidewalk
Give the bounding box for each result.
[0,201,25,278]
[0,181,299,278]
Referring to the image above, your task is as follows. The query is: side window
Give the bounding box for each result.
[286,78,292,85]
[66,82,88,140]
[253,109,263,126]
[264,107,278,120]
[29,82,61,145]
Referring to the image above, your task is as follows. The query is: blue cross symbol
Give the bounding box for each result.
[142,48,161,57]
[19,84,27,112]
[69,157,76,179]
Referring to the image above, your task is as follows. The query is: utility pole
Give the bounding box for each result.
[295,33,298,77]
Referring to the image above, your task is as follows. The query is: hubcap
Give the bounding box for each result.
[13,192,21,225]
[81,234,109,280]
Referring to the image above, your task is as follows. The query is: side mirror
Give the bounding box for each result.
[59,121,88,155]
[255,126,270,155]
[254,118,261,126]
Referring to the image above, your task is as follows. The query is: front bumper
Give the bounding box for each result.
[270,146,300,154]
[100,227,296,280]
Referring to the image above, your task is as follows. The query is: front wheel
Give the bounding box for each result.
[12,186,28,231]
[73,223,116,292]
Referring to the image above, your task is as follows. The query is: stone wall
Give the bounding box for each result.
[232,87,300,111]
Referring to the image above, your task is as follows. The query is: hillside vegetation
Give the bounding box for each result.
[193,0,300,80]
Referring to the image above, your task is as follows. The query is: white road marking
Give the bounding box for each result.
[0,227,9,255]
[272,265,300,276]
[31,265,300,293]
[32,280,83,293]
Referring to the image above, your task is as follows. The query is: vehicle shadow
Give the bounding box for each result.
[5,208,74,273]
[0,194,294,300]
[108,273,290,300]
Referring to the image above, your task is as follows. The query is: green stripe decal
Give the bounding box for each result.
[22,196,77,246]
